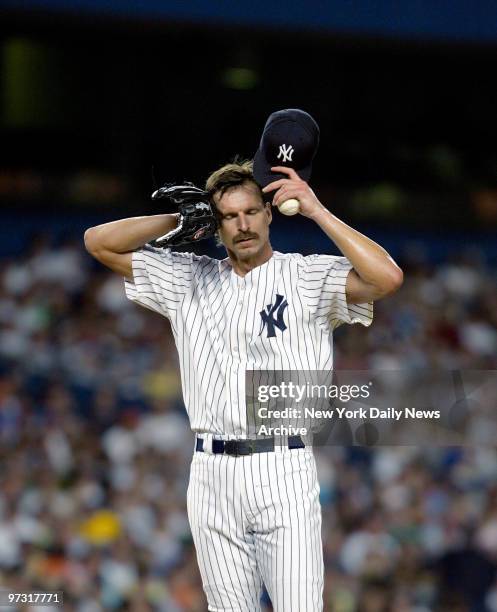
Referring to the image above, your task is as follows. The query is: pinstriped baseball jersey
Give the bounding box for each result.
[123,246,373,436]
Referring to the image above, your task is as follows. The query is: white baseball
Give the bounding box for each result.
[278,198,300,216]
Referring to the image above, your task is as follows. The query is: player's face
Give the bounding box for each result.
[215,182,272,263]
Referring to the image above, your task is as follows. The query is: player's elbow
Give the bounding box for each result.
[84,227,101,258]
[379,266,404,297]
[84,228,133,278]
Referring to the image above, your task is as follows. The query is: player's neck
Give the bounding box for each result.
[228,243,273,277]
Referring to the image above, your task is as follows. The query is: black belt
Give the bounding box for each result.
[195,435,305,456]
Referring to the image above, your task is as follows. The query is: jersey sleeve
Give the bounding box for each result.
[123,245,195,319]
[298,254,373,330]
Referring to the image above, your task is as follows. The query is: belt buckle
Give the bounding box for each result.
[224,440,239,456]
[224,440,256,456]
[242,442,256,456]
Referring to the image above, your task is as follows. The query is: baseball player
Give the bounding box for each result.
[84,116,402,612]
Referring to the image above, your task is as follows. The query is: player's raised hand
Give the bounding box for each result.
[262,166,327,219]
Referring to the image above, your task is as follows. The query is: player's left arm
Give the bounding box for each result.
[264,167,403,304]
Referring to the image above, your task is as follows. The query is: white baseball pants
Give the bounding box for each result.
[187,442,324,611]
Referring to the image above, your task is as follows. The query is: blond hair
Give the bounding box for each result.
[205,158,264,202]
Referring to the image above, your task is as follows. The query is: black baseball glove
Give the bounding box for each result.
[149,182,218,248]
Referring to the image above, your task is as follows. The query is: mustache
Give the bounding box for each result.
[235,233,258,243]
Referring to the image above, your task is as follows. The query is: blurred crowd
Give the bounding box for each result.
[1,234,497,611]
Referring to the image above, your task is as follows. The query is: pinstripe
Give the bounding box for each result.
[236,458,263,611]
[272,452,284,607]
[292,451,302,608]
[213,455,236,599]
[198,454,223,608]
[124,246,372,611]
[205,454,226,607]
[283,449,293,612]
[294,451,303,608]
[225,457,259,610]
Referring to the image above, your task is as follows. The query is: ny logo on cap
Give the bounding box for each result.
[277,144,294,163]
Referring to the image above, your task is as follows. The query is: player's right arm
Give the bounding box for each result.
[84,214,179,279]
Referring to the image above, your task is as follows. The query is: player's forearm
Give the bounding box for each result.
[84,214,179,254]
[310,207,403,291]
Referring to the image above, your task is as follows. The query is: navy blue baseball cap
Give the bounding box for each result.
[253,108,320,190]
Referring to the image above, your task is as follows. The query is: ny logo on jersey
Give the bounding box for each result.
[277,144,294,163]
[259,294,288,338]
